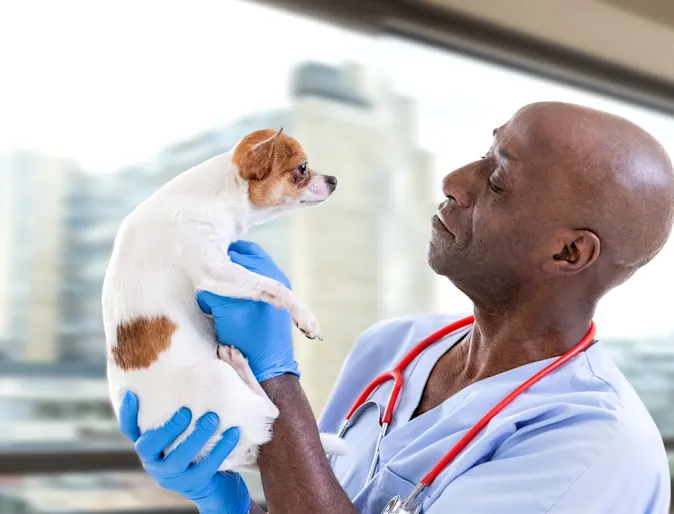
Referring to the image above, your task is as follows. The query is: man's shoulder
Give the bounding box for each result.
[581,344,666,456]
[361,312,457,335]
[536,386,670,511]
[351,312,462,357]
[476,349,669,513]
[498,344,668,475]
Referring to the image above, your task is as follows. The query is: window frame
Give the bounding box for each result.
[249,0,674,116]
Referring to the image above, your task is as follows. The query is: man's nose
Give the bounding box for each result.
[442,163,474,208]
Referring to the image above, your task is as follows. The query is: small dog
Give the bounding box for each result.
[102,128,345,471]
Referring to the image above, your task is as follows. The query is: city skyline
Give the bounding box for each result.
[3,115,674,342]
[0,56,674,446]
[3,1,674,338]
[0,59,442,420]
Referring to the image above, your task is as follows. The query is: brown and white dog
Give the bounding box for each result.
[102,129,345,472]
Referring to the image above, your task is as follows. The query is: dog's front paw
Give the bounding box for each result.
[292,307,322,341]
[259,283,288,310]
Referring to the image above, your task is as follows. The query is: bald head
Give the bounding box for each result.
[513,102,674,271]
[428,101,674,308]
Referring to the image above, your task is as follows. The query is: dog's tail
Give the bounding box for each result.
[320,432,349,456]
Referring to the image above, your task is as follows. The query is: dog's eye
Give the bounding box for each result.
[297,163,307,175]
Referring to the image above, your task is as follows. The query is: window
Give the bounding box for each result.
[1,0,673,510]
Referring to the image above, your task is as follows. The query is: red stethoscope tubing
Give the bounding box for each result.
[343,315,597,489]
[345,316,475,425]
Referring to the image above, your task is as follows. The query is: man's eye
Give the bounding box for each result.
[298,163,307,175]
[488,177,503,193]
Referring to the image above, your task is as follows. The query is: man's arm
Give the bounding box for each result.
[257,374,357,514]
[197,241,356,512]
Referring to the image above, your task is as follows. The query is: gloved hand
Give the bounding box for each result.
[196,240,298,382]
[119,391,250,514]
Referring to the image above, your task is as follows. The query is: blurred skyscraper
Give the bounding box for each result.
[286,62,437,411]
[0,152,75,363]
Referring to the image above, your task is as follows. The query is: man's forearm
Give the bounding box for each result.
[258,374,356,513]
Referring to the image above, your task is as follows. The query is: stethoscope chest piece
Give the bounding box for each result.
[381,496,421,514]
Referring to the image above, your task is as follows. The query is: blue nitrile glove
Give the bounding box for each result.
[196,240,298,383]
[119,391,250,514]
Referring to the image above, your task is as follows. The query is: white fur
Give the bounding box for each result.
[102,143,346,472]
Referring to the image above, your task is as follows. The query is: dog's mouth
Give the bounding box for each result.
[299,199,325,205]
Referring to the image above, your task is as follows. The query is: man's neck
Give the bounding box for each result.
[413,300,594,418]
[463,303,594,383]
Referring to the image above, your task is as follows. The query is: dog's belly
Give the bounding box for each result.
[104,249,279,472]
[108,352,280,472]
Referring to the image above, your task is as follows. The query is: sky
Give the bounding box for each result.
[2,0,674,338]
[0,0,373,171]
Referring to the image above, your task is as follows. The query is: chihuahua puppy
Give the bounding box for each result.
[102,128,344,471]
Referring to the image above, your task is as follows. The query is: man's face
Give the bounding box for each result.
[427,108,562,303]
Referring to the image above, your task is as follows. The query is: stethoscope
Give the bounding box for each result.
[331,315,597,514]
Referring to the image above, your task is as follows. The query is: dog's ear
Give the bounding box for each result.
[239,128,284,181]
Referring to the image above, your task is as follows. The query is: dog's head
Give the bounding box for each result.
[232,128,337,211]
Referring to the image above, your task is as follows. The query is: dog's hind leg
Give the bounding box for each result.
[218,345,268,400]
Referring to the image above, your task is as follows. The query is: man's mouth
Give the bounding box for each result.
[432,214,453,236]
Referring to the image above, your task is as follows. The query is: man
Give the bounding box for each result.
[119,102,674,513]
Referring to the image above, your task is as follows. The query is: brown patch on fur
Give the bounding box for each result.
[112,316,176,371]
[232,128,314,208]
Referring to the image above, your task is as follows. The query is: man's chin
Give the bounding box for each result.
[426,240,456,277]
[427,239,476,292]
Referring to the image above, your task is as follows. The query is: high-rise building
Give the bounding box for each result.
[58,168,164,363]
[286,62,438,412]
[0,152,75,363]
[0,158,10,354]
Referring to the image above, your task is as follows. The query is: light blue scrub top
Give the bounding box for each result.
[319,314,671,514]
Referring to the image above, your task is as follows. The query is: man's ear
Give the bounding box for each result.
[542,229,601,275]
[238,128,284,181]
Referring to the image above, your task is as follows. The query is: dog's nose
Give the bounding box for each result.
[326,175,338,189]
